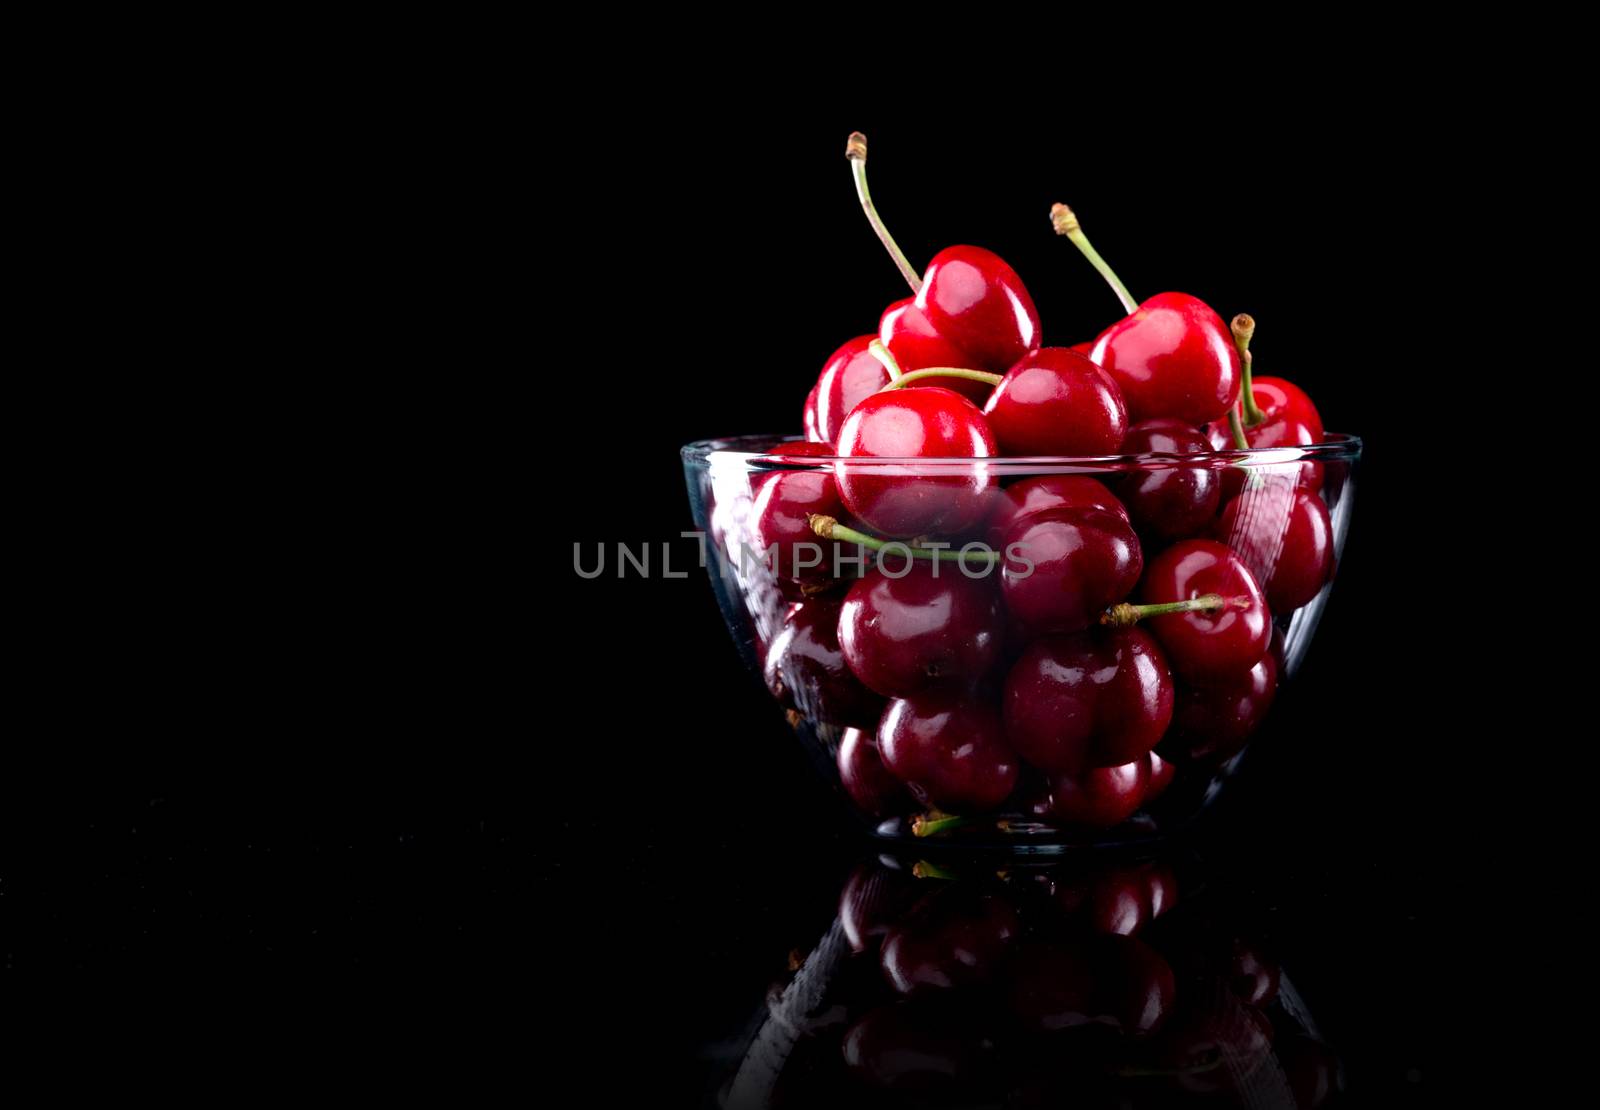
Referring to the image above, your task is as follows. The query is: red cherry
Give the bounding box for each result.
[839,863,918,952]
[834,387,998,537]
[1003,629,1174,773]
[1047,758,1151,828]
[1145,749,1177,803]
[749,461,845,582]
[1216,485,1334,612]
[982,475,1128,550]
[1117,419,1222,540]
[1208,374,1325,448]
[981,347,1128,456]
[878,693,1018,813]
[1069,339,1095,356]
[880,885,1020,996]
[1131,539,1271,682]
[762,598,886,730]
[999,505,1143,635]
[839,564,1004,698]
[838,726,913,818]
[1166,647,1279,761]
[803,336,891,444]
[1089,293,1242,424]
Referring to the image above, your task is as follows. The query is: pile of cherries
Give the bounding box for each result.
[738,856,1341,1107]
[753,133,1338,836]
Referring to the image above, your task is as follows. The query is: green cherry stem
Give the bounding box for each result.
[847,131,922,295]
[1232,313,1265,425]
[1051,203,1138,315]
[1227,408,1251,450]
[808,514,1000,566]
[912,812,975,838]
[868,339,904,382]
[880,367,1004,391]
[1100,594,1252,628]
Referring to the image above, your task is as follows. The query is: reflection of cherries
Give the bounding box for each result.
[982,347,1128,456]
[1005,934,1174,1036]
[1047,758,1151,829]
[763,598,886,730]
[839,863,916,953]
[842,1001,992,1093]
[1000,505,1142,634]
[878,694,1018,813]
[983,475,1128,550]
[1230,937,1282,1007]
[834,387,998,537]
[1125,539,1271,682]
[881,885,1020,995]
[1216,486,1333,612]
[1166,647,1279,761]
[1278,1033,1341,1109]
[1003,629,1174,772]
[839,564,1003,698]
[838,727,912,818]
[1117,418,1221,540]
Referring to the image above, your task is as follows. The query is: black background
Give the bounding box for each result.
[17,83,1454,1102]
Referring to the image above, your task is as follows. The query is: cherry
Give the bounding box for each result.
[838,563,1004,698]
[1046,758,1151,829]
[1052,204,1240,424]
[842,1001,993,1093]
[1165,647,1279,761]
[838,726,913,818]
[1229,937,1281,1007]
[834,387,998,537]
[846,132,1040,387]
[1216,485,1334,612]
[880,884,1020,996]
[1053,864,1157,936]
[839,863,918,953]
[1003,629,1174,773]
[1208,375,1325,454]
[983,475,1128,551]
[1116,419,1222,540]
[999,505,1142,635]
[803,336,891,444]
[762,598,886,731]
[1005,934,1174,1037]
[1277,1033,1341,1109]
[980,347,1128,456]
[878,693,1018,813]
[1105,539,1270,683]
[749,454,846,581]
[1145,750,1177,804]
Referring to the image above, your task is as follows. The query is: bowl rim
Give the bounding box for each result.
[681,432,1362,471]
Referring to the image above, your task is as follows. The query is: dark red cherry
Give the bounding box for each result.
[1089,293,1241,424]
[1145,750,1177,804]
[839,863,918,953]
[834,387,998,538]
[999,506,1142,635]
[803,336,891,445]
[1098,933,1177,1037]
[1216,485,1334,612]
[838,564,1003,698]
[1117,419,1222,540]
[982,475,1128,550]
[1140,857,1178,919]
[1053,865,1151,936]
[1207,375,1326,495]
[749,462,845,583]
[838,726,913,818]
[1165,642,1279,761]
[842,1001,993,1093]
[1002,938,1097,1032]
[1136,539,1271,682]
[763,598,886,730]
[1003,629,1174,773]
[1046,758,1150,828]
[981,347,1128,456]
[878,693,1018,813]
[881,885,1020,996]
[1229,938,1281,1007]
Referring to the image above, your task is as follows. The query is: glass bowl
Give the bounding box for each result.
[682,434,1360,850]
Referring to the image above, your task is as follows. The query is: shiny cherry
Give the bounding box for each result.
[1208,374,1326,453]
[838,726,913,818]
[999,505,1142,635]
[878,693,1018,813]
[763,598,885,730]
[803,336,891,444]
[1122,539,1270,683]
[1145,750,1177,804]
[749,457,845,582]
[1117,419,1221,540]
[1003,629,1174,773]
[1089,292,1242,424]
[1166,647,1279,761]
[839,564,1003,698]
[881,884,1020,996]
[1046,758,1151,828]
[982,475,1128,550]
[1216,485,1333,612]
[834,387,998,537]
[981,347,1128,456]
[840,863,918,953]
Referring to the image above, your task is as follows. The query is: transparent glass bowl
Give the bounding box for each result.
[683,435,1360,850]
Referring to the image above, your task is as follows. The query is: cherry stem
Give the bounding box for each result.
[1232,313,1265,425]
[1100,594,1251,628]
[912,812,974,838]
[1226,409,1251,451]
[868,339,904,382]
[1051,203,1138,315]
[911,859,960,879]
[880,367,1004,392]
[808,514,1000,566]
[847,132,922,295]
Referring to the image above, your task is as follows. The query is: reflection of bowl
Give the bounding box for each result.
[717,853,1342,1108]
[683,435,1360,849]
